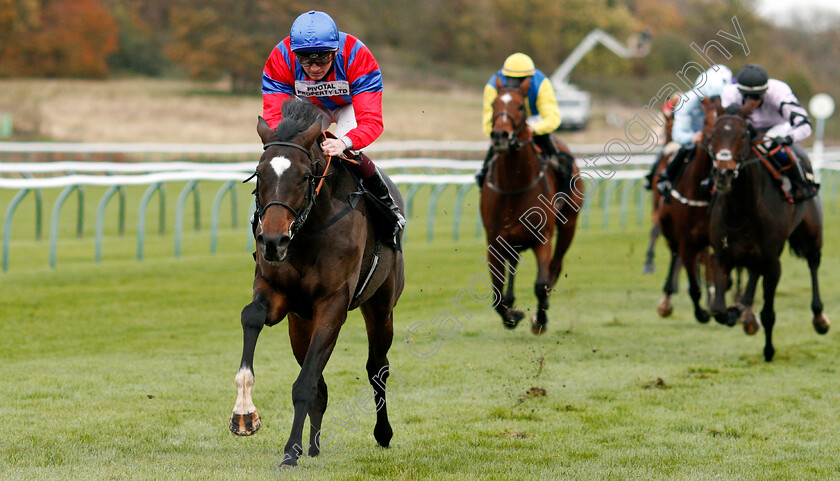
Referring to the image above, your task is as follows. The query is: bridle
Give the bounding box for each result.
[491,92,529,151]
[707,114,759,179]
[244,140,328,239]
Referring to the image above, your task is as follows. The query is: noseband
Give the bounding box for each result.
[492,95,528,150]
[707,115,755,177]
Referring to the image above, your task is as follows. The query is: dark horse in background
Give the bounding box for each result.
[707,98,829,361]
[656,96,720,322]
[229,98,405,466]
[643,97,679,275]
[480,76,582,334]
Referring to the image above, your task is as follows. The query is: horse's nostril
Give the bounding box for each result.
[256,234,264,244]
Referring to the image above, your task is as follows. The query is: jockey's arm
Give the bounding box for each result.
[343,44,384,150]
[261,45,296,129]
[345,91,384,150]
[530,78,561,135]
[777,86,812,144]
[482,82,497,138]
[671,92,701,145]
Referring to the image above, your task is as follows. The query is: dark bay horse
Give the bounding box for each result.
[229,98,405,465]
[707,99,829,361]
[643,101,679,275]
[480,76,582,334]
[656,97,719,322]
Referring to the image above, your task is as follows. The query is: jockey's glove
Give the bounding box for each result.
[773,135,793,147]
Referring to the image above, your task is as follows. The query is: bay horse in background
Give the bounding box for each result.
[229,98,405,466]
[643,94,680,275]
[656,96,720,322]
[480,76,583,334]
[707,98,829,361]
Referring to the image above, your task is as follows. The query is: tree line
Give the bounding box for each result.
[1,0,838,101]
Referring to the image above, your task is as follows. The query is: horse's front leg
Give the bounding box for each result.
[658,252,680,317]
[532,239,553,335]
[710,253,736,326]
[280,288,349,467]
[737,269,760,335]
[681,246,709,324]
[760,261,781,361]
[487,243,523,329]
[644,222,661,274]
[230,279,288,436]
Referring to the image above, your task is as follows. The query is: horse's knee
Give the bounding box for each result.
[291,378,318,406]
[241,301,267,330]
[534,283,550,299]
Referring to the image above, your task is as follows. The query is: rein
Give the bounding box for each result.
[486,91,547,195]
[246,133,359,239]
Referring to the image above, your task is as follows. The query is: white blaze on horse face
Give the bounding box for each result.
[233,367,257,415]
[499,93,513,105]
[270,156,292,178]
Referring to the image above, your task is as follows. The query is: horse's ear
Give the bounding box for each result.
[519,76,531,96]
[494,75,503,91]
[298,118,323,150]
[257,116,274,145]
[739,97,761,118]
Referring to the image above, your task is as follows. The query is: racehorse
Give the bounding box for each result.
[707,98,829,361]
[480,76,582,334]
[656,96,720,322]
[643,98,678,275]
[229,98,405,466]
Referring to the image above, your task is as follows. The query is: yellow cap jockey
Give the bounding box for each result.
[482,53,561,137]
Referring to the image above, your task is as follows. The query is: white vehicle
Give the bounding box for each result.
[555,85,591,131]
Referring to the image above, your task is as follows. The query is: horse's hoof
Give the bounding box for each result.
[764,345,775,362]
[229,411,261,436]
[275,454,297,468]
[695,309,711,324]
[726,306,741,327]
[503,309,524,329]
[813,314,830,335]
[643,262,655,275]
[657,297,673,317]
[742,310,759,335]
[374,422,393,448]
[531,314,547,335]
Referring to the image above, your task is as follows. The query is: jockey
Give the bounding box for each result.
[261,10,405,237]
[476,52,569,187]
[721,64,817,201]
[642,92,682,190]
[655,64,733,195]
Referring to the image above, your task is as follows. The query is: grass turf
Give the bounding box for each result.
[1,187,840,480]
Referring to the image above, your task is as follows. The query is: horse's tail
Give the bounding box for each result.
[788,239,808,259]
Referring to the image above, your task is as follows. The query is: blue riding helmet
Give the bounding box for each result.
[290,11,339,53]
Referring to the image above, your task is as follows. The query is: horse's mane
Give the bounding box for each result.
[273,97,320,141]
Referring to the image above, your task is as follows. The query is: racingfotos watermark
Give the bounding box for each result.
[268,15,751,479]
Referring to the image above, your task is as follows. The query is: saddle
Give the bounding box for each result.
[752,141,819,203]
[533,141,574,192]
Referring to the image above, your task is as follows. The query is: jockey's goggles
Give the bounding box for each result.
[295,52,335,67]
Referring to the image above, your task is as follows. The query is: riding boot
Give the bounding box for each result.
[788,158,819,202]
[362,167,406,239]
[656,145,692,195]
[644,151,664,190]
[778,143,819,202]
[475,147,494,187]
[535,134,571,181]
